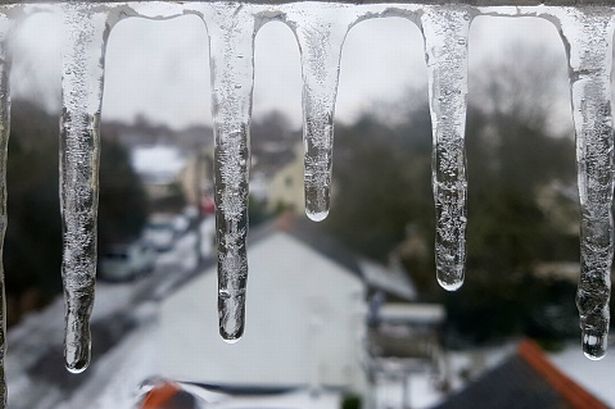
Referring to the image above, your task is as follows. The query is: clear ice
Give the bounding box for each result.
[559,9,615,360]
[286,5,357,222]
[0,14,10,408]
[204,4,256,342]
[59,5,109,373]
[421,7,471,291]
[0,0,612,378]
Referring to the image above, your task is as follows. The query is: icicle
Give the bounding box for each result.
[205,4,256,342]
[0,15,10,409]
[290,6,356,222]
[421,7,471,291]
[60,5,109,373]
[559,10,615,360]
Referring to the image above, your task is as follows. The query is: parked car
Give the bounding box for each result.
[99,241,156,282]
[173,214,191,236]
[144,216,177,252]
[184,205,199,223]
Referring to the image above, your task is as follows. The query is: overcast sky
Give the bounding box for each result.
[8,11,570,130]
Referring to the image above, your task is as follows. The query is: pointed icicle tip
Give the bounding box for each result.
[306,208,329,223]
[218,288,246,343]
[219,311,245,343]
[437,276,464,292]
[582,331,608,360]
[222,334,242,345]
[65,338,91,374]
[66,361,89,375]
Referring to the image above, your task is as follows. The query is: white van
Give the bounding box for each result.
[99,241,156,281]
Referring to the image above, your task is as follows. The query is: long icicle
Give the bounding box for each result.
[290,6,355,222]
[205,4,256,342]
[560,10,615,360]
[421,7,471,291]
[0,15,10,409]
[60,5,109,373]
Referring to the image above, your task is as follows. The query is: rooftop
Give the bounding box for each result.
[435,340,608,409]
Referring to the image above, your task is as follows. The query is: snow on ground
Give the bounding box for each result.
[376,373,443,409]
[549,344,615,407]
[378,342,615,409]
[56,317,159,409]
[202,390,341,409]
[7,218,216,409]
[7,216,544,409]
[373,345,514,409]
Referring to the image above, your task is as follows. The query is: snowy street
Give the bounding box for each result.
[6,218,215,409]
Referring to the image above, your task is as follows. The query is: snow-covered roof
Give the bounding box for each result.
[248,214,416,301]
[139,384,342,409]
[157,231,367,389]
[131,145,186,182]
[359,258,416,301]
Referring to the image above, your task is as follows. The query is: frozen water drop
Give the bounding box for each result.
[437,276,464,292]
[306,208,329,223]
[582,331,607,360]
[66,360,90,375]
[223,337,241,345]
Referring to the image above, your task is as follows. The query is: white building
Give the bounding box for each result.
[9,215,417,409]
[156,215,415,392]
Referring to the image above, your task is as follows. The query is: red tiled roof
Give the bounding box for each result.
[518,339,608,409]
[140,382,182,409]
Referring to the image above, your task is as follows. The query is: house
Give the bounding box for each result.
[131,145,187,202]
[266,143,305,213]
[178,150,213,206]
[434,340,608,409]
[369,303,447,409]
[155,214,416,395]
[8,214,432,409]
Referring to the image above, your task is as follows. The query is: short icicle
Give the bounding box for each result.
[60,5,110,373]
[421,7,471,291]
[205,4,256,342]
[0,15,11,409]
[559,10,615,360]
[289,5,356,222]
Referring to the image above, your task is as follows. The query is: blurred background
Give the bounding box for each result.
[3,10,614,409]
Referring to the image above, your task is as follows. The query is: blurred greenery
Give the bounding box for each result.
[5,100,148,325]
[341,394,362,409]
[99,130,149,251]
[248,195,270,227]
